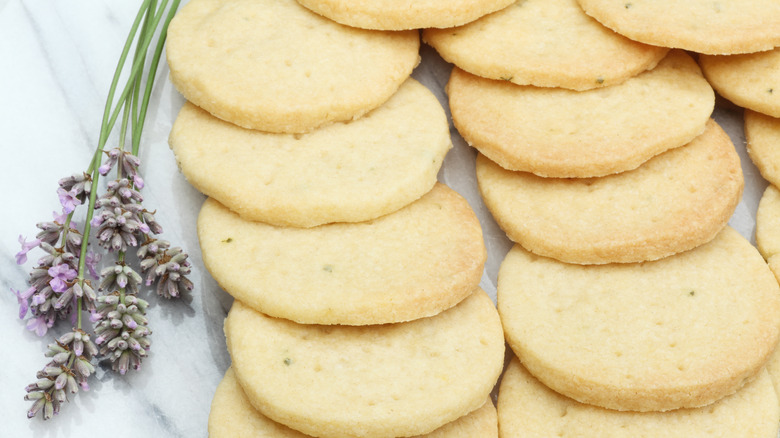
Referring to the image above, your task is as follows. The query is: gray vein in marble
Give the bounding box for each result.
[18,3,98,154]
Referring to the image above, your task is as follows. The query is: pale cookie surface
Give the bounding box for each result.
[577,0,780,55]
[756,185,780,286]
[166,0,419,133]
[448,51,713,178]
[767,345,780,407]
[497,358,780,438]
[225,290,505,438]
[700,49,780,118]
[497,227,780,412]
[424,0,667,91]
[198,183,486,326]
[476,119,743,264]
[209,368,498,438]
[746,111,780,187]
[170,79,451,228]
[295,0,514,30]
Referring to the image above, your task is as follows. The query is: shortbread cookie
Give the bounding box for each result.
[476,119,743,264]
[423,0,668,91]
[498,358,780,438]
[225,289,505,438]
[448,51,713,178]
[497,227,780,412]
[170,79,451,228]
[756,185,780,285]
[198,183,486,325]
[577,0,780,55]
[295,0,514,30]
[746,111,780,187]
[700,49,780,118]
[166,0,420,133]
[209,368,498,438]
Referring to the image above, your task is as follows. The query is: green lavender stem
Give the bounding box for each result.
[75,0,179,328]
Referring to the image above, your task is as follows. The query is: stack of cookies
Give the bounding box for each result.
[164,0,511,436]
[422,0,780,435]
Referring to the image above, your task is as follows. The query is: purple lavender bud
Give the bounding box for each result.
[74,358,95,377]
[66,376,79,394]
[130,354,142,371]
[142,211,163,235]
[27,397,46,419]
[52,352,71,364]
[124,153,141,169]
[117,352,130,375]
[111,234,123,251]
[73,339,84,357]
[122,314,138,330]
[24,391,44,401]
[58,331,75,345]
[53,288,73,310]
[133,174,145,189]
[44,367,62,377]
[127,337,141,351]
[110,318,123,330]
[54,372,68,390]
[43,400,54,420]
[54,389,67,404]
[136,337,151,350]
[130,312,148,326]
[27,378,54,391]
[98,163,111,175]
[116,273,128,288]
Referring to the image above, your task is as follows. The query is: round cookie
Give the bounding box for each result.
[198,183,486,326]
[756,184,780,285]
[576,0,780,55]
[295,0,514,30]
[423,0,668,91]
[700,49,780,118]
[497,227,780,412]
[746,111,780,187]
[166,0,420,133]
[497,357,780,438]
[225,289,505,438]
[170,78,451,228]
[476,119,744,265]
[209,368,499,438]
[447,50,714,178]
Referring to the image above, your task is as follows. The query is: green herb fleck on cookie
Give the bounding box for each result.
[222,237,233,243]
[284,357,293,366]
[689,290,695,296]
[769,88,774,94]
[323,264,334,273]
[624,3,632,8]
[596,77,605,84]
[500,76,514,81]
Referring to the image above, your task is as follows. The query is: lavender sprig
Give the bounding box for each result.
[24,329,97,420]
[15,0,185,420]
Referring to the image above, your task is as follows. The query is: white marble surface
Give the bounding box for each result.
[0,1,768,437]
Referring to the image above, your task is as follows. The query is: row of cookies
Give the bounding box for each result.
[164,0,511,436]
[419,0,780,435]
